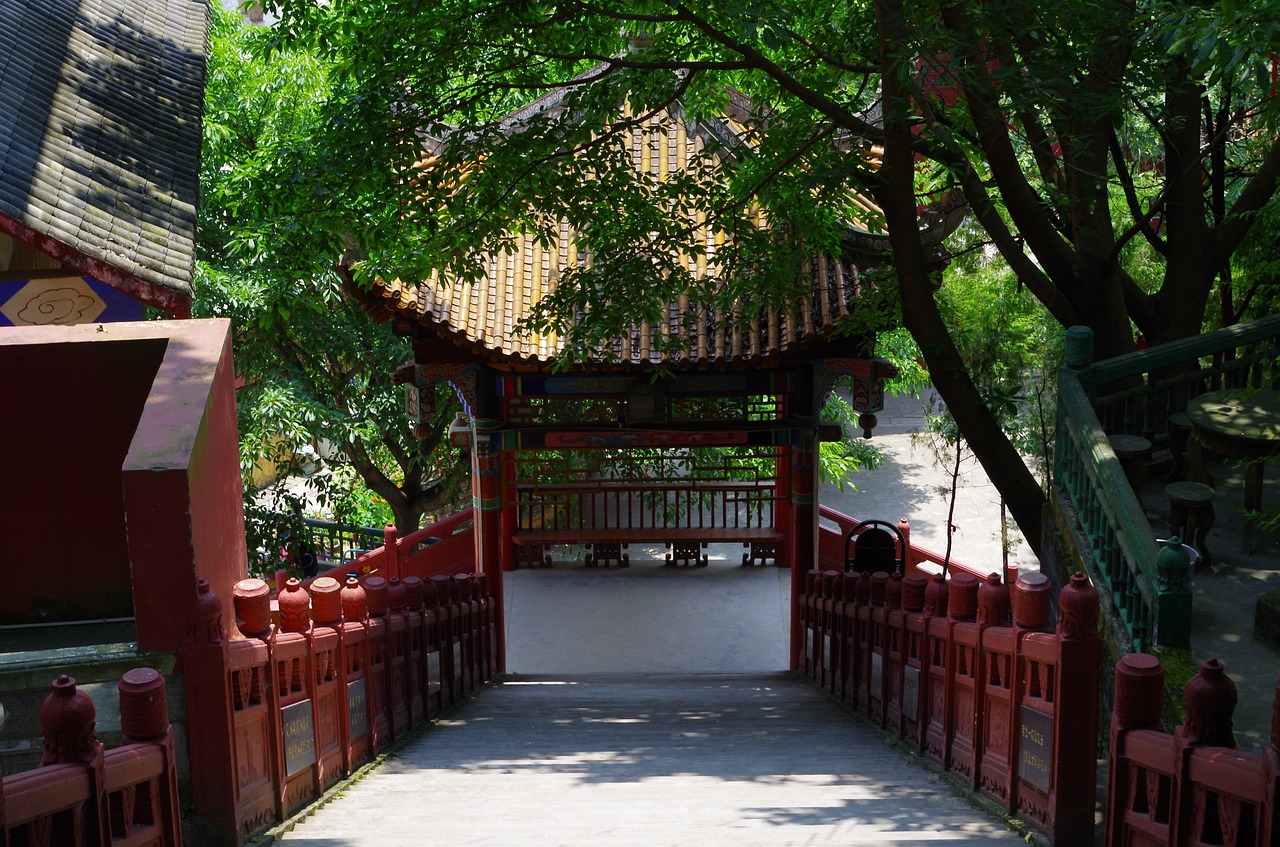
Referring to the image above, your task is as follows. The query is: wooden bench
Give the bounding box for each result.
[512,527,784,568]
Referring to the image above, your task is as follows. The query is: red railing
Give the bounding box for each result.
[817,505,998,583]
[181,569,498,843]
[1,669,182,847]
[1106,654,1280,847]
[308,509,476,585]
[798,564,1103,845]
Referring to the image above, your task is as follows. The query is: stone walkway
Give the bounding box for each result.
[277,674,1031,846]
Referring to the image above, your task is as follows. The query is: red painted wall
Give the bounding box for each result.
[122,321,247,653]
[0,338,165,622]
[0,320,247,652]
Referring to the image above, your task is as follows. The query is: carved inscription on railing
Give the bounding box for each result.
[870,652,884,700]
[346,679,367,739]
[902,665,921,722]
[282,700,317,777]
[1018,705,1052,793]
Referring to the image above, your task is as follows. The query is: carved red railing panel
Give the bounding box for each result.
[978,626,1016,810]
[187,570,498,841]
[338,621,372,771]
[948,621,981,786]
[226,638,276,836]
[271,632,318,816]
[1,672,182,847]
[309,627,344,793]
[1106,654,1280,847]
[1015,632,1058,832]
[797,569,1104,845]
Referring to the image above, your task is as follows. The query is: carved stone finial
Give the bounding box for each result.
[118,668,169,742]
[1012,571,1052,629]
[923,572,948,617]
[364,576,389,616]
[192,578,225,645]
[977,573,1010,626]
[947,571,979,620]
[278,578,311,633]
[1113,653,1165,732]
[233,578,272,636]
[900,571,927,613]
[1182,658,1237,748]
[310,577,343,626]
[1057,572,1100,639]
[340,577,367,622]
[40,675,99,766]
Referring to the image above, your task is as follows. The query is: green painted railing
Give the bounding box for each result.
[1055,314,1280,650]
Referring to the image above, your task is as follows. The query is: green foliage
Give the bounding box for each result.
[198,6,470,543]
[820,389,885,489]
[222,0,1280,546]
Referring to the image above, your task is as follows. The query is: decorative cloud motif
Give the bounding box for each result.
[1,278,107,326]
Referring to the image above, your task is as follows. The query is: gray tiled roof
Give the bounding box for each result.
[0,0,208,312]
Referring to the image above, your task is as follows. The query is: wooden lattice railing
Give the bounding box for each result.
[1055,314,1280,649]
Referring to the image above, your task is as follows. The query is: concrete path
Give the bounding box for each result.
[278,674,1030,847]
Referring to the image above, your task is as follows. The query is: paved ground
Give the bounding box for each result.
[278,674,1033,847]
[274,390,1278,845]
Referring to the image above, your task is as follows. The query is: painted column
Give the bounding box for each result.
[471,417,507,673]
[789,414,820,671]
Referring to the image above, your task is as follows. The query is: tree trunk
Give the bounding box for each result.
[877,0,1046,555]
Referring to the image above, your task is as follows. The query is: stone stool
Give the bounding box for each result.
[1166,481,1216,569]
[1110,434,1153,493]
[1166,412,1192,480]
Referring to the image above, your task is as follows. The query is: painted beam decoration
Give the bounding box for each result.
[0,276,143,326]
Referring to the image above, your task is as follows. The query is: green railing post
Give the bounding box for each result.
[1155,537,1193,647]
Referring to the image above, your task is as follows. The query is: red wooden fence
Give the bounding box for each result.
[817,506,1002,583]
[1106,653,1280,847]
[798,563,1102,844]
[181,566,498,843]
[1,669,182,847]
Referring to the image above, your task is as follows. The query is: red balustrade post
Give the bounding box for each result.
[827,571,850,697]
[897,518,915,573]
[179,579,239,841]
[40,674,109,845]
[837,572,858,705]
[922,572,951,766]
[362,576,393,748]
[306,578,345,791]
[1170,658,1239,846]
[1104,653,1166,847]
[382,525,402,581]
[977,573,1015,808]
[854,572,874,714]
[274,578,320,816]
[899,571,929,749]
[801,569,820,681]
[339,577,373,769]
[422,577,444,715]
[884,573,907,734]
[118,667,182,847]
[402,576,427,723]
[1049,572,1102,846]
[946,572,981,786]
[818,570,839,689]
[456,574,481,693]
[868,572,891,725]
[1263,675,1280,847]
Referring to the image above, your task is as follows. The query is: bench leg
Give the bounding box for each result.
[666,541,708,567]
[586,541,628,568]
[514,542,551,569]
[742,541,779,567]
